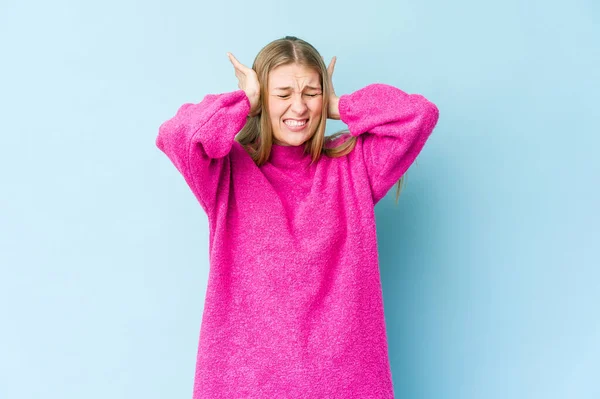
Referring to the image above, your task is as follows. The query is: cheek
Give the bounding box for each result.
[310,99,323,116]
[268,102,286,134]
[268,101,286,119]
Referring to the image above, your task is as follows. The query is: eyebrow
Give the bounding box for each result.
[273,86,322,91]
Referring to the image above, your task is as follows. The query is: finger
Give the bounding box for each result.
[230,63,245,79]
[227,52,242,70]
[228,52,250,73]
[327,56,337,76]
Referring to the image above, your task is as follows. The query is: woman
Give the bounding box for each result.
[156,36,439,398]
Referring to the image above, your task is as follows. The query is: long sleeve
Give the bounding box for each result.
[156,90,250,216]
[339,83,440,204]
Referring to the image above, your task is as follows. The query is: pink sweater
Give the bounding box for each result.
[156,84,439,398]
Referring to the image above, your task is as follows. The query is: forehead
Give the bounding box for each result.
[268,63,321,89]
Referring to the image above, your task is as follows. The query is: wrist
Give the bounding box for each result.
[245,92,260,117]
[328,96,340,120]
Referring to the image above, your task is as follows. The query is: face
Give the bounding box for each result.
[267,63,323,146]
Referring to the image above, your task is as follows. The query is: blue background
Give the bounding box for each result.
[1,0,598,398]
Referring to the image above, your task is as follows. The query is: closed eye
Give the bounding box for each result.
[276,93,321,99]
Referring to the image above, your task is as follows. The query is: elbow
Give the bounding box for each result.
[155,120,173,153]
[427,101,440,128]
[418,97,439,133]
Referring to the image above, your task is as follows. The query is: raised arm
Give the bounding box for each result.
[338,83,439,204]
[156,53,260,217]
[155,90,250,216]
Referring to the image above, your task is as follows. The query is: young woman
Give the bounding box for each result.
[156,36,439,398]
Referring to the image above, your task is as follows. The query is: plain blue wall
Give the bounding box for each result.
[1,0,598,398]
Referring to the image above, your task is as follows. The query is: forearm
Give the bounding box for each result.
[338,84,438,137]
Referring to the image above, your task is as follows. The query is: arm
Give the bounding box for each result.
[338,83,439,204]
[155,90,250,216]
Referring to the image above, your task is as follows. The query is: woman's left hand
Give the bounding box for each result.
[326,56,340,120]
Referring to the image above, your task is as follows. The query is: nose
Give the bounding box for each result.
[290,93,308,115]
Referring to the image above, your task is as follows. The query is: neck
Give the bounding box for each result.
[269,142,311,168]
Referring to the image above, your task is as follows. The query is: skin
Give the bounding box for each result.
[267,63,323,146]
[227,52,340,147]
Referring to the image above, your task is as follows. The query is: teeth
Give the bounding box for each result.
[284,120,307,127]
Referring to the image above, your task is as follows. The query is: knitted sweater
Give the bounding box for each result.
[156,83,439,398]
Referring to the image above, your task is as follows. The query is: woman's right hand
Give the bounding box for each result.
[227,52,261,117]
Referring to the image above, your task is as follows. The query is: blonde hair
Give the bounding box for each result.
[235,36,407,203]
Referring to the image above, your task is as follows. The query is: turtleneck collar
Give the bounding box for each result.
[268,143,312,169]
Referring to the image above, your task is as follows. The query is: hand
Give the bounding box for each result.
[326,56,340,120]
[227,52,261,117]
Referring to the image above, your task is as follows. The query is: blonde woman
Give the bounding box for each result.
[156,36,439,398]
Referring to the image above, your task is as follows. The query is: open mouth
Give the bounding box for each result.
[283,119,309,132]
[283,119,308,128]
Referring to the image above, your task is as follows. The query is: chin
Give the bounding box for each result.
[273,132,305,146]
[286,134,312,146]
[274,123,317,146]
